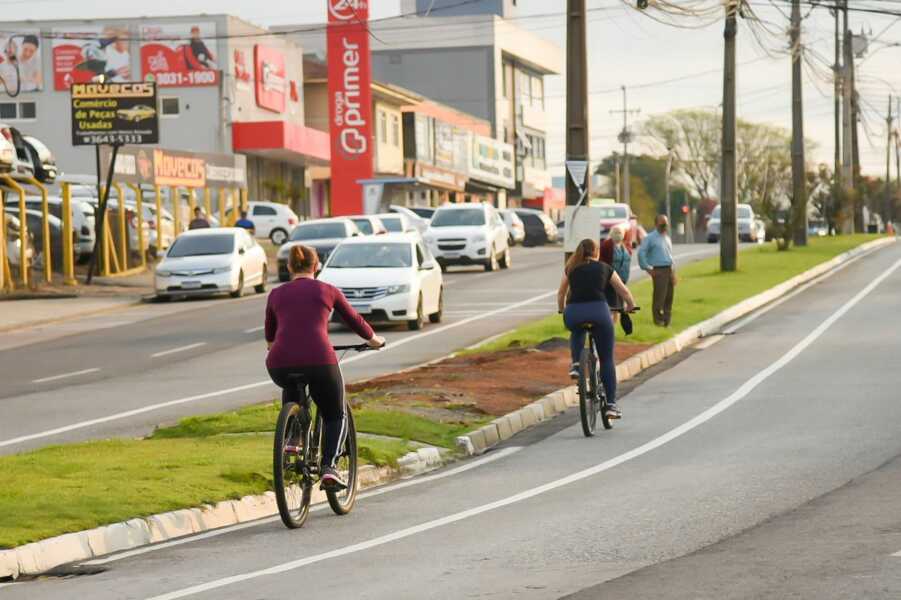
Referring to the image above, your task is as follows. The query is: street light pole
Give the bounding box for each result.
[791,0,808,246]
[720,1,738,271]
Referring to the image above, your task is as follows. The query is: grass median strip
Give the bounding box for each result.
[470,235,881,352]
[0,396,478,548]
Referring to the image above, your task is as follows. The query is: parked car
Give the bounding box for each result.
[319,233,443,331]
[276,217,361,281]
[499,209,525,246]
[424,202,511,271]
[154,228,268,300]
[4,213,35,268]
[4,196,95,261]
[808,219,828,237]
[0,123,35,180]
[349,215,388,236]
[376,212,419,235]
[513,208,558,246]
[230,201,299,245]
[83,198,151,257]
[388,205,430,234]
[144,203,176,258]
[403,206,435,221]
[0,130,15,174]
[707,203,762,243]
[22,136,58,183]
[595,203,632,243]
[4,207,65,271]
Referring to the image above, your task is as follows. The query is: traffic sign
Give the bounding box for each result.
[565,160,589,191]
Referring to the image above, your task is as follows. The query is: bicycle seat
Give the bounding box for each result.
[579,323,595,330]
[284,374,308,387]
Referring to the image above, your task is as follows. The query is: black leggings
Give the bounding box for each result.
[268,365,346,468]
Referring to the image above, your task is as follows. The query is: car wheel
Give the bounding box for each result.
[270,228,288,246]
[508,234,516,247]
[254,265,268,293]
[500,246,511,269]
[439,263,448,273]
[429,288,443,324]
[408,295,425,330]
[230,271,245,298]
[484,247,498,272]
[154,294,171,303]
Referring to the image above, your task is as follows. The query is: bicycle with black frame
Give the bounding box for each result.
[272,343,376,528]
[576,307,639,437]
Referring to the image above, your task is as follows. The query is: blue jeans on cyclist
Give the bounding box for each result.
[563,300,617,407]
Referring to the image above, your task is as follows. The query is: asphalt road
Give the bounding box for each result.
[2,241,899,599]
[0,243,717,454]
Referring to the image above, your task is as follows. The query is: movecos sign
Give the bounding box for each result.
[101,146,247,189]
[327,0,373,215]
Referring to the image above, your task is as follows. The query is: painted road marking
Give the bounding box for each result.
[0,290,556,449]
[32,368,100,384]
[85,446,523,566]
[243,325,264,334]
[151,342,207,358]
[144,257,901,600]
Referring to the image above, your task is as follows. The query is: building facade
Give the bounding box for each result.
[276,3,561,208]
[0,15,329,214]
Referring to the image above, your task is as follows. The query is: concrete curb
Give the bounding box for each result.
[454,236,896,457]
[0,447,445,580]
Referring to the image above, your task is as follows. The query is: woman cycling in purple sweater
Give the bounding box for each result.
[265,244,385,490]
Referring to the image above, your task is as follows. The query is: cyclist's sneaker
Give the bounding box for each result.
[320,466,347,491]
[605,402,622,419]
[569,363,579,379]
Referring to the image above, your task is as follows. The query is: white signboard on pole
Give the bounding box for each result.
[563,205,602,253]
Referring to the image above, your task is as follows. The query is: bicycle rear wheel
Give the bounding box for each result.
[596,367,612,430]
[273,403,312,529]
[578,345,597,437]
[326,409,358,515]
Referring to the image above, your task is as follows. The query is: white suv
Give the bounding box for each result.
[244,201,299,245]
[423,203,511,272]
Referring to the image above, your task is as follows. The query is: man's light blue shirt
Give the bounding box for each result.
[638,229,674,271]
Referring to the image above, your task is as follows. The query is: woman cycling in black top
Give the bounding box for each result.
[557,238,635,419]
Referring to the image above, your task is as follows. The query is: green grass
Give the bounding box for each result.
[471,235,880,352]
[355,408,487,449]
[0,406,418,549]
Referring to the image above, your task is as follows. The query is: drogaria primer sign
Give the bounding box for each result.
[327,0,373,215]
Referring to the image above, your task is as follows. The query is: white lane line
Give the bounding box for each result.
[145,257,901,600]
[243,325,264,334]
[0,290,555,449]
[150,342,207,358]
[85,446,523,566]
[32,368,100,384]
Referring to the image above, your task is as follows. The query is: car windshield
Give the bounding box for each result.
[168,234,234,257]
[327,243,412,268]
[711,206,721,219]
[381,217,403,232]
[431,208,485,227]
[351,219,373,235]
[290,222,347,240]
[738,206,752,219]
[598,206,628,219]
[408,207,434,219]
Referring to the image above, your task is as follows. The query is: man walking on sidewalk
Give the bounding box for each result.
[638,215,676,326]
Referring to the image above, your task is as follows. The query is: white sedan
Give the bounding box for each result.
[154,228,268,300]
[318,233,443,330]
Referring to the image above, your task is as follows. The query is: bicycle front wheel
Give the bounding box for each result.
[273,403,312,529]
[327,409,359,515]
[578,346,597,437]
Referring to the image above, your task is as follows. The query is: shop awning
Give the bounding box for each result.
[232,121,330,167]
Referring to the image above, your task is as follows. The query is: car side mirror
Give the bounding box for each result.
[420,262,435,271]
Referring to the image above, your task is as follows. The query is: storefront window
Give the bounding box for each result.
[379,110,388,144]
[391,114,400,146]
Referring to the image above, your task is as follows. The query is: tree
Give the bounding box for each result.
[594,153,685,222]
[643,109,720,204]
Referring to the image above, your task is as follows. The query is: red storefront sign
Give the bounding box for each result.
[327,0,372,215]
[254,45,287,113]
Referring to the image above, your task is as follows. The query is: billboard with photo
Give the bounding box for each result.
[139,23,219,87]
[53,26,132,91]
[0,30,43,94]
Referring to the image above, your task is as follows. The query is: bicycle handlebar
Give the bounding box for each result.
[332,343,383,352]
[611,306,641,313]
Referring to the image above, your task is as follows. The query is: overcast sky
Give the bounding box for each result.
[10,0,901,177]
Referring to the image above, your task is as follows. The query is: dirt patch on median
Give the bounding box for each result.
[348,339,650,417]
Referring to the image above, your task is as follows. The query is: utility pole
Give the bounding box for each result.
[791,0,808,246]
[614,157,621,203]
[841,1,853,211]
[832,4,841,234]
[611,86,640,206]
[665,148,674,228]
[565,0,589,258]
[896,97,901,230]
[720,1,738,272]
[886,95,894,227]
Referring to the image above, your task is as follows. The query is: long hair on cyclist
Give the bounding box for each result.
[565,238,598,275]
[288,244,319,275]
